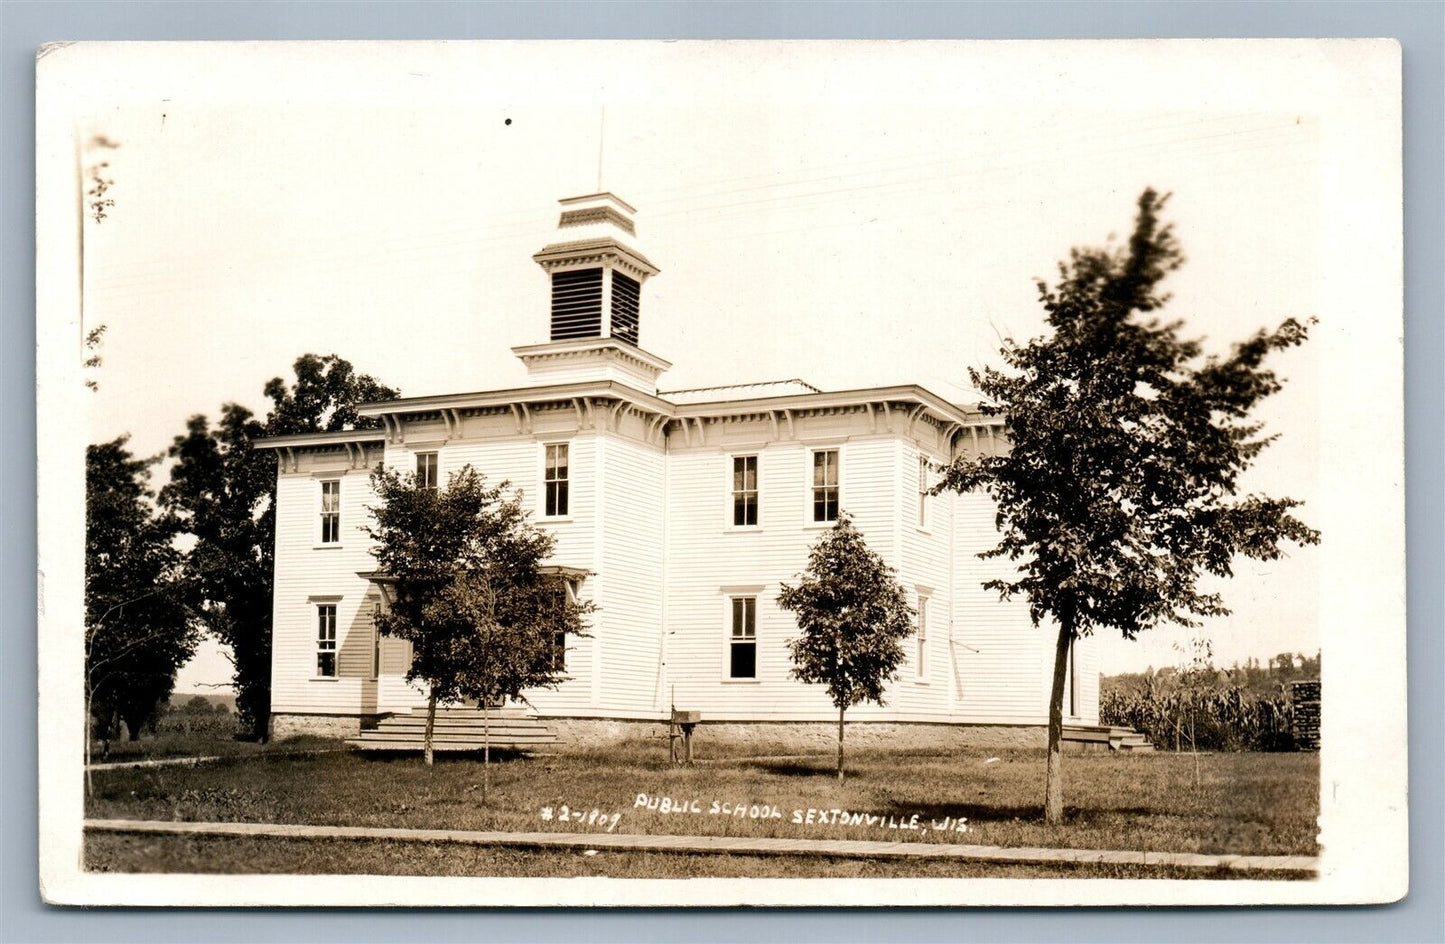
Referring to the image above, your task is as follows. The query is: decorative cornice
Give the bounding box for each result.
[511,338,673,374]
[254,428,386,452]
[559,205,636,235]
[259,383,1002,460]
[559,192,638,214]
[532,237,659,279]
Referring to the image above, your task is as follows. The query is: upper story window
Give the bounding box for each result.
[732,455,758,527]
[916,594,930,679]
[544,443,570,517]
[729,596,757,679]
[416,451,438,490]
[372,602,383,678]
[316,604,338,677]
[917,455,931,528]
[811,449,839,523]
[319,480,341,544]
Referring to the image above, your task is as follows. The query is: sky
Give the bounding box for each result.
[74,44,1324,686]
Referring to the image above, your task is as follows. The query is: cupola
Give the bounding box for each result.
[514,193,670,392]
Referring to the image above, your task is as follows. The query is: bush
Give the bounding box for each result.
[1100,685,1298,752]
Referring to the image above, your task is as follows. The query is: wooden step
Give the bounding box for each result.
[368,721,553,734]
[349,707,557,754]
[347,739,555,752]
[1064,723,1156,753]
[356,728,557,741]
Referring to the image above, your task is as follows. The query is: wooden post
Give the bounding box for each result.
[837,705,846,782]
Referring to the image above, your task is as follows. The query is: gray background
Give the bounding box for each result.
[2,2,1439,942]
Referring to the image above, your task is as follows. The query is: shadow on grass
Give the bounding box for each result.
[352,748,530,765]
[868,798,1168,825]
[737,758,854,778]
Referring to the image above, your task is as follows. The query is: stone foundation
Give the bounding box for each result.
[270,713,365,740]
[546,718,1048,752]
[271,712,1055,752]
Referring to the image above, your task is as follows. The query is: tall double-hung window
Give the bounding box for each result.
[416,451,438,490]
[729,596,757,679]
[811,449,839,523]
[918,455,931,528]
[732,455,758,527]
[544,443,569,517]
[916,594,930,679]
[319,480,341,544]
[316,604,338,677]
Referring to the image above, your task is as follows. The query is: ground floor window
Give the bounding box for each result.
[317,604,337,677]
[1067,637,1079,717]
[549,626,567,672]
[916,594,929,678]
[729,596,757,679]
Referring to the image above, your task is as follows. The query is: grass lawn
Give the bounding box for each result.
[89,710,335,763]
[86,738,1318,878]
[83,833,1305,881]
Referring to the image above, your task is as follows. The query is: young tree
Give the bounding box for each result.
[777,514,915,781]
[367,464,590,781]
[1172,635,1215,785]
[938,189,1319,824]
[86,437,198,773]
[161,354,396,739]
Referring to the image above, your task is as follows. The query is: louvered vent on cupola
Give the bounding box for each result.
[550,268,604,340]
[610,272,641,346]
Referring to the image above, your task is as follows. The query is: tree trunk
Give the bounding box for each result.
[482,697,491,802]
[1045,623,1073,825]
[423,684,437,767]
[836,704,846,782]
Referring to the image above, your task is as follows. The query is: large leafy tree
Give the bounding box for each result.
[367,464,591,779]
[938,189,1319,824]
[86,437,198,767]
[160,354,397,739]
[777,514,915,781]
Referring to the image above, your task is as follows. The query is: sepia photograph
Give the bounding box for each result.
[35,39,1406,907]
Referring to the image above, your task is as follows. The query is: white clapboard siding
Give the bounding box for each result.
[662,424,918,721]
[587,434,667,715]
[271,408,1094,728]
[270,449,394,717]
[1074,631,1101,724]
[950,490,1051,724]
[418,422,600,714]
[890,440,958,718]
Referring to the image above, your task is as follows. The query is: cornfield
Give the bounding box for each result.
[1100,684,1299,752]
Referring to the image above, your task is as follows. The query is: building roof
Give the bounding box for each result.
[662,380,821,404]
[252,428,385,449]
[255,381,999,451]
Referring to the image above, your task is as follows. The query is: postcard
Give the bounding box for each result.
[37,39,1406,906]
